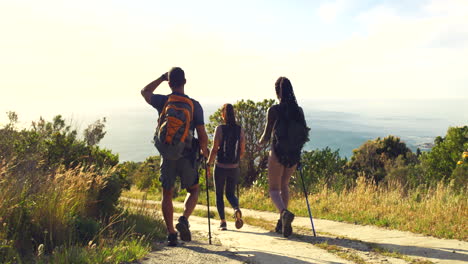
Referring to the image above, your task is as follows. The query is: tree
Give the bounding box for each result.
[207,99,275,186]
[420,126,468,184]
[348,135,414,184]
[84,118,107,146]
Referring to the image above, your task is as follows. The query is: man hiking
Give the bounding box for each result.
[141,67,209,246]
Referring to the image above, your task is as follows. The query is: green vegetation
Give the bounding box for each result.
[6,99,464,262]
[420,126,468,187]
[130,156,161,191]
[0,112,165,263]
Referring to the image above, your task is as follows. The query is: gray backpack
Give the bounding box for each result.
[154,95,194,160]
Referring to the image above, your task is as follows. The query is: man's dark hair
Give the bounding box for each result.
[168,67,185,88]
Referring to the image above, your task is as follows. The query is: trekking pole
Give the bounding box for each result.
[203,158,212,245]
[298,162,317,237]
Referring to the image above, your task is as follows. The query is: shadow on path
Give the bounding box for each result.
[293,232,468,262]
[179,244,342,264]
[371,243,468,262]
[222,228,282,237]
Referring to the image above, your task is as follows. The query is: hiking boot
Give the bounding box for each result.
[275,219,282,234]
[219,221,227,231]
[281,209,295,238]
[167,232,178,247]
[176,216,191,242]
[234,209,244,229]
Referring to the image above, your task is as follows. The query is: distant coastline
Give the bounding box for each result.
[417,142,435,150]
[0,98,465,162]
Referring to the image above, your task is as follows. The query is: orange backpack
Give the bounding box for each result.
[154,95,194,160]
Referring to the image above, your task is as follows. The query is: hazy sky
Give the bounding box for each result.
[1,0,467,113]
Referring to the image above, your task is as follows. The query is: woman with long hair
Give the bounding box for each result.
[208,103,246,230]
[259,77,308,237]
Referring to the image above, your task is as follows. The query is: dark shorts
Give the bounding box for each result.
[160,157,199,190]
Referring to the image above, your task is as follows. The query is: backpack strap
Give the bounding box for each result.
[157,98,170,126]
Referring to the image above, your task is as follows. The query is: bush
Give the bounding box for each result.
[0,162,111,257]
[384,157,424,189]
[0,113,132,261]
[296,148,348,193]
[348,135,415,184]
[420,126,468,185]
[73,217,100,244]
[451,163,468,191]
[131,156,161,191]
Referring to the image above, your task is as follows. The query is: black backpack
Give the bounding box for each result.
[217,125,241,164]
[273,105,310,167]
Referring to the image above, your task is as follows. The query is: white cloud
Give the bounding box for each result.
[424,0,468,16]
[356,5,402,29]
[274,0,467,100]
[0,0,467,109]
[317,0,348,23]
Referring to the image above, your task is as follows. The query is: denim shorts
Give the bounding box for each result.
[159,157,199,190]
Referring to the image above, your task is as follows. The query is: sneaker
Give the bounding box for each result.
[275,219,282,234]
[281,209,295,238]
[219,221,227,231]
[167,232,178,247]
[176,216,191,242]
[234,209,244,229]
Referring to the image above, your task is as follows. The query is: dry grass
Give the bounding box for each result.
[241,177,467,240]
[0,161,163,263]
[0,161,109,254]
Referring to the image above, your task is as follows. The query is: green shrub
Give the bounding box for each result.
[0,113,134,261]
[297,148,348,193]
[421,126,468,185]
[73,217,100,244]
[132,156,161,191]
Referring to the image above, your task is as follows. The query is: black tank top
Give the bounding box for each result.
[217,124,241,164]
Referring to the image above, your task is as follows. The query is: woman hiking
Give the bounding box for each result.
[208,103,246,230]
[259,77,309,238]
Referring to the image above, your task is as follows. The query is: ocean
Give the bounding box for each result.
[2,99,466,162]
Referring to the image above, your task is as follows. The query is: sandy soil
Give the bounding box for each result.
[141,215,353,264]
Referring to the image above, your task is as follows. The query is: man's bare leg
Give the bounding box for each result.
[162,187,176,234]
[183,183,200,218]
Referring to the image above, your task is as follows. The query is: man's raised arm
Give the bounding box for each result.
[141,72,168,104]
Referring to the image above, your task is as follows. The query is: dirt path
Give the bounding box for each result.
[125,198,468,264]
[142,215,353,264]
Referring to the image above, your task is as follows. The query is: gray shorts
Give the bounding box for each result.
[160,157,199,190]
